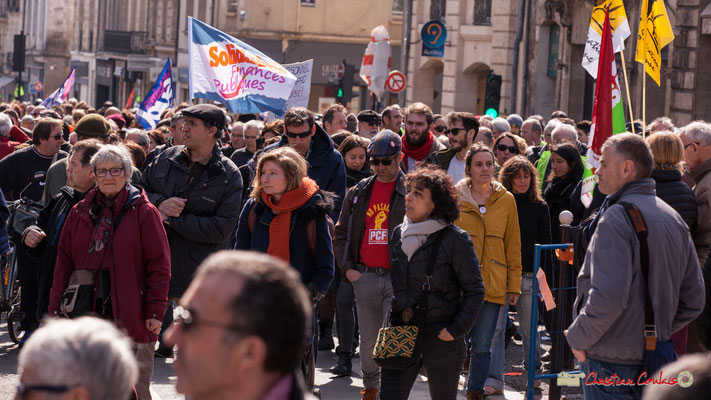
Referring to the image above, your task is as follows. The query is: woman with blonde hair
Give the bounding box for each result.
[234,146,335,300]
[455,143,521,398]
[647,131,696,356]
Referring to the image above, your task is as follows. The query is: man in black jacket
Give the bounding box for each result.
[140,104,243,357]
[22,140,102,323]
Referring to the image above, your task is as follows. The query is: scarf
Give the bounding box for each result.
[86,185,129,271]
[261,177,319,263]
[400,217,448,261]
[402,131,435,167]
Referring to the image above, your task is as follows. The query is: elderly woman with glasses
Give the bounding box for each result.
[48,144,171,400]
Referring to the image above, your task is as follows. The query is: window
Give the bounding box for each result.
[393,0,403,14]
[547,24,560,78]
[473,0,492,25]
[227,0,238,13]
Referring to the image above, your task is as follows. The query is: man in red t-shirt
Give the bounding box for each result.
[332,130,407,399]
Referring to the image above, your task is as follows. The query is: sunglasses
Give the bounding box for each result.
[496,144,519,154]
[16,382,77,399]
[94,167,124,177]
[52,135,62,140]
[434,126,446,133]
[445,127,465,136]
[174,306,245,333]
[285,130,312,139]
[370,157,395,166]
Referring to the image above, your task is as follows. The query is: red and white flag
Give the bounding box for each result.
[360,25,391,99]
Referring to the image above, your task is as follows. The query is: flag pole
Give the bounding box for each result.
[619,50,635,135]
[642,60,646,138]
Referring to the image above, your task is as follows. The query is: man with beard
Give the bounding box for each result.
[357,110,381,140]
[433,112,479,183]
[400,102,446,172]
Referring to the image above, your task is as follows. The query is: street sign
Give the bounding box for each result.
[421,20,447,57]
[33,81,44,92]
[337,63,345,79]
[385,70,406,93]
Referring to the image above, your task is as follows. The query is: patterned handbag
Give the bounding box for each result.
[373,228,447,370]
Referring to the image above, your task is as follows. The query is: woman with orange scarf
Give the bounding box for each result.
[234,146,335,301]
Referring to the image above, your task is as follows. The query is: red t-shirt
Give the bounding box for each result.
[359,179,397,268]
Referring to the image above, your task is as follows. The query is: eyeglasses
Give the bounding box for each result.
[174,306,246,333]
[445,128,465,136]
[16,382,77,399]
[496,144,519,154]
[52,135,62,140]
[94,167,124,177]
[434,126,446,133]
[370,157,395,166]
[285,130,312,139]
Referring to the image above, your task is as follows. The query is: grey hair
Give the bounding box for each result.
[0,113,12,136]
[21,115,35,124]
[601,132,654,179]
[18,317,138,400]
[244,119,264,132]
[523,117,542,133]
[544,119,562,137]
[231,121,245,131]
[476,127,494,148]
[491,117,511,134]
[126,129,150,146]
[90,144,133,180]
[680,121,711,146]
[552,124,578,142]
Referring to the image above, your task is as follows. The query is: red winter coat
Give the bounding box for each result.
[48,185,171,343]
[0,135,19,160]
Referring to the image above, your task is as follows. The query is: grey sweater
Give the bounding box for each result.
[566,178,705,364]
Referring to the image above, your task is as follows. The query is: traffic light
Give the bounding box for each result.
[484,71,502,117]
[336,61,354,105]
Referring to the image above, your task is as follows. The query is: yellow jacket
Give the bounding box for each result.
[454,180,522,304]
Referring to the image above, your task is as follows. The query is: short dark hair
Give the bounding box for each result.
[405,167,460,224]
[446,112,479,135]
[576,120,591,134]
[283,107,314,131]
[338,135,368,159]
[601,132,654,179]
[71,139,103,166]
[323,104,347,126]
[196,251,311,373]
[381,104,402,119]
[524,118,542,133]
[465,142,495,172]
[32,118,63,144]
[550,110,568,119]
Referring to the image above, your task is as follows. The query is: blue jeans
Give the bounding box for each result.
[516,274,541,373]
[580,358,643,400]
[485,303,508,390]
[466,301,502,393]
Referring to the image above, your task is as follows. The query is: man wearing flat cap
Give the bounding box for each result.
[357,110,381,140]
[140,103,243,358]
[330,130,406,397]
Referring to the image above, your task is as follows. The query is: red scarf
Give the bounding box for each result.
[261,177,319,263]
[402,131,434,168]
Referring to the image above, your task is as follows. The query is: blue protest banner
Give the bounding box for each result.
[136,59,174,129]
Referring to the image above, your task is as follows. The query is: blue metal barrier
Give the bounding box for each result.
[526,243,579,400]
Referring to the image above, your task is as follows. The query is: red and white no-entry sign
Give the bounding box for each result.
[385,70,406,93]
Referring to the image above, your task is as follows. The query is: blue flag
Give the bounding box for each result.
[136,59,174,129]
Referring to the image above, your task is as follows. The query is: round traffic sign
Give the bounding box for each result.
[33,81,44,92]
[337,63,345,80]
[385,70,406,93]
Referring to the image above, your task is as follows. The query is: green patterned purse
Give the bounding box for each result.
[373,228,446,370]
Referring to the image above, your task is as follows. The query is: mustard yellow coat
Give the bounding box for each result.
[454,180,522,304]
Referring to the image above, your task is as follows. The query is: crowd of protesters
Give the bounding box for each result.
[0,96,709,400]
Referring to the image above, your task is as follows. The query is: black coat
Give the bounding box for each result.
[700,248,711,351]
[514,194,552,274]
[543,172,581,243]
[389,224,485,338]
[22,186,86,320]
[652,169,697,230]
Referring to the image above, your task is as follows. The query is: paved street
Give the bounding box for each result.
[0,316,583,399]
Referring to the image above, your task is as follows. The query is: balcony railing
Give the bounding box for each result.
[103,30,147,54]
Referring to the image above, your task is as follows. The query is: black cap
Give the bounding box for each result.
[182,104,226,132]
[357,110,381,125]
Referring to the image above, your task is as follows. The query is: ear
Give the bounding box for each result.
[311,125,316,136]
[232,336,268,371]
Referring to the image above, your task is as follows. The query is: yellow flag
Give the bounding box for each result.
[635,0,675,85]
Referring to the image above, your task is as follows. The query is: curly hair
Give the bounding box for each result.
[405,166,460,224]
[499,155,542,202]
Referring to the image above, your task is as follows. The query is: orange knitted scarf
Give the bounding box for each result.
[261,177,319,262]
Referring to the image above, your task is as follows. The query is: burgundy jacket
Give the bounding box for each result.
[48,185,171,343]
